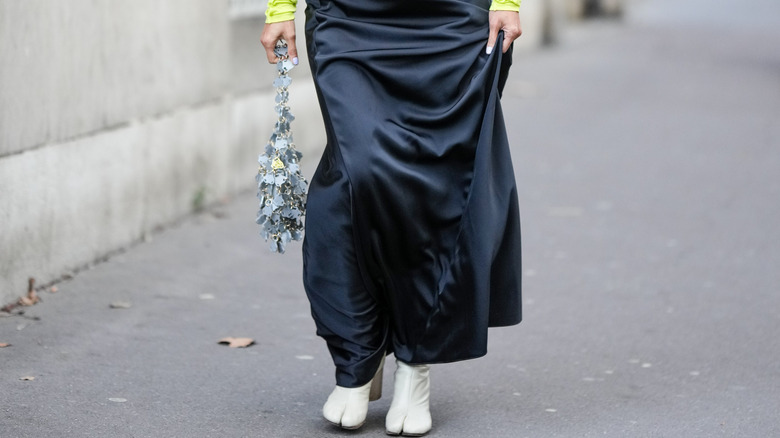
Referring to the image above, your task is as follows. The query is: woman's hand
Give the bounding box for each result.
[486,11,522,54]
[261,20,299,65]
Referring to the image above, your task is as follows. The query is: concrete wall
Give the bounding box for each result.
[516,0,556,50]
[0,0,559,305]
[0,0,324,304]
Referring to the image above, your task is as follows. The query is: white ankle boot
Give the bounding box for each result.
[322,356,385,429]
[385,360,432,436]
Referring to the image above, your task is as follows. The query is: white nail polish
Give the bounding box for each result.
[292,57,299,65]
[485,46,493,55]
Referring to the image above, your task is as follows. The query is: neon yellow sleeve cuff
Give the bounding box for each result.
[489,0,521,12]
[266,0,516,21]
[265,0,298,24]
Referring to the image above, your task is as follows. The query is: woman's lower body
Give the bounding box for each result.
[301,0,522,433]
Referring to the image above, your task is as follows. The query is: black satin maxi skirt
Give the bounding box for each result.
[302,0,522,388]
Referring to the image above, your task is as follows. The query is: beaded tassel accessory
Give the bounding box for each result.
[256,43,308,253]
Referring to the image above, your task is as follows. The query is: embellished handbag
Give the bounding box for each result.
[255,43,308,253]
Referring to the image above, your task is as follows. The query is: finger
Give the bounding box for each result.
[284,33,299,66]
[502,30,513,53]
[501,21,522,53]
[264,45,279,64]
[486,23,499,55]
[261,34,281,63]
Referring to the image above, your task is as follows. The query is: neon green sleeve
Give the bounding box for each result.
[489,0,521,12]
[266,0,517,23]
[266,0,297,24]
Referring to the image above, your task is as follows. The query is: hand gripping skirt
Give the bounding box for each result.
[302,0,522,388]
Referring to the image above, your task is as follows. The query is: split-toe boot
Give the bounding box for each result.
[385,360,432,436]
[322,356,385,429]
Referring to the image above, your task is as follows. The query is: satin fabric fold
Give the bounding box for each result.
[302,0,522,388]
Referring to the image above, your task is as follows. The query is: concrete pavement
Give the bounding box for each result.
[2,1,779,436]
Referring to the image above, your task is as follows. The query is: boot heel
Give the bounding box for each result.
[369,355,385,401]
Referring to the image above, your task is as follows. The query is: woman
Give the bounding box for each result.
[261,0,523,435]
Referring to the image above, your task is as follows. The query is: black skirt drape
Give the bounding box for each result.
[302,0,522,388]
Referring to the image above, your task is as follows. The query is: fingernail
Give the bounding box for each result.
[485,46,493,55]
[292,57,299,65]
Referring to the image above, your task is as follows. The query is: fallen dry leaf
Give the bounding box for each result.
[218,337,255,348]
[0,342,10,348]
[18,296,39,306]
[20,376,35,381]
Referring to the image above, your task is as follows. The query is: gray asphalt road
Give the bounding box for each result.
[2,1,779,437]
